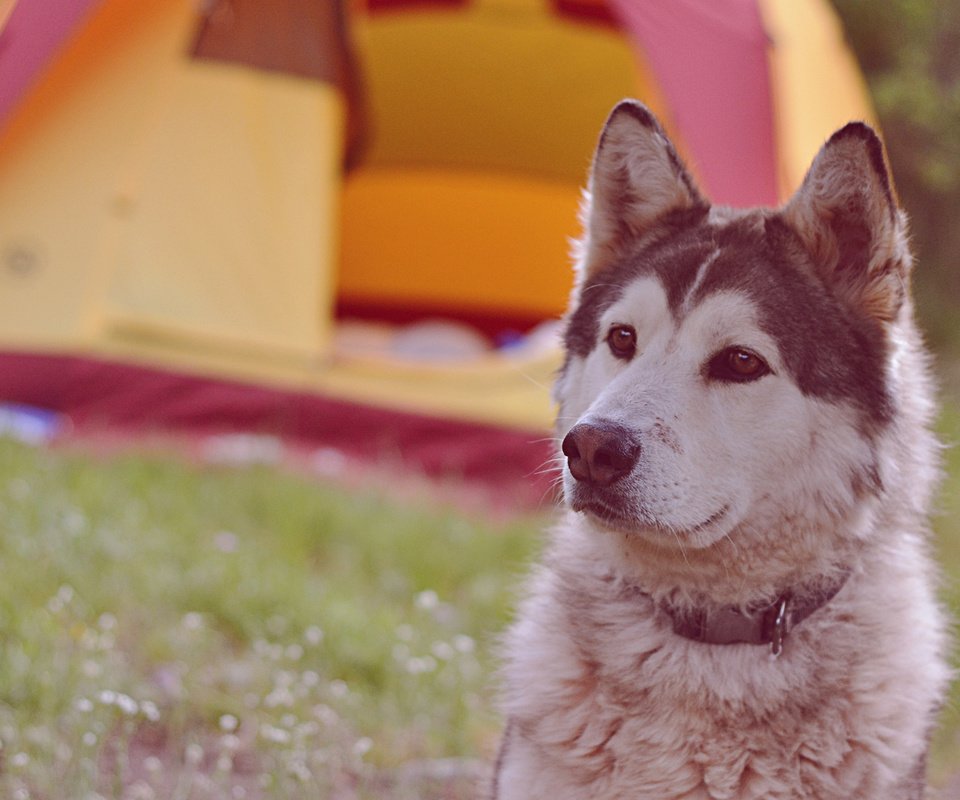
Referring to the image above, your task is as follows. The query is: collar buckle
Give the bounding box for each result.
[768,596,790,658]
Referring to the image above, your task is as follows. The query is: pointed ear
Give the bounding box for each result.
[782,123,911,323]
[576,100,704,282]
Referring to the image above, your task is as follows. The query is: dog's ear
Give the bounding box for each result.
[576,100,704,283]
[782,123,910,323]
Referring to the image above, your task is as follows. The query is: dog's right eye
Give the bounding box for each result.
[706,346,771,383]
[606,325,637,360]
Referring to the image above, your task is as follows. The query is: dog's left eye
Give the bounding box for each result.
[707,347,770,383]
[606,325,637,360]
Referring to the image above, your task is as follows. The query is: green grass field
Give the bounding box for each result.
[930,398,960,785]
[0,403,958,798]
[0,434,549,799]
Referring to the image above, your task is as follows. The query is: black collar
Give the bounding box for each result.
[660,570,851,657]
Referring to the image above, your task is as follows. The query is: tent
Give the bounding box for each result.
[0,0,873,499]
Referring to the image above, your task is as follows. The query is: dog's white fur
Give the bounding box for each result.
[493,102,950,800]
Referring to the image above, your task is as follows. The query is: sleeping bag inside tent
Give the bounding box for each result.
[0,0,874,496]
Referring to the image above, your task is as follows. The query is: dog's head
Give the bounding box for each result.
[556,101,916,557]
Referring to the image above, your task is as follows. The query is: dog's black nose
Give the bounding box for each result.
[562,421,640,487]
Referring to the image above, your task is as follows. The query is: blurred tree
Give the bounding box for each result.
[831,0,960,349]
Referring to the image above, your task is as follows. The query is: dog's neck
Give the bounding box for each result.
[566,514,859,655]
[588,519,859,599]
[657,569,852,657]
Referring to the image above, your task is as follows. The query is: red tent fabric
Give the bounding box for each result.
[0,351,557,507]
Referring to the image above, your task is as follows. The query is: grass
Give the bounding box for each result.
[0,401,958,798]
[0,440,542,799]
[930,398,960,784]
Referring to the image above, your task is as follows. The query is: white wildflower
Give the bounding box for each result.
[75,697,94,713]
[115,693,139,716]
[141,701,160,722]
[431,641,455,661]
[64,507,87,534]
[97,690,117,706]
[405,655,437,675]
[415,589,439,610]
[182,612,204,631]
[213,530,239,553]
[219,714,239,733]
[264,687,294,708]
[184,742,204,766]
[313,704,339,726]
[259,724,291,745]
[126,780,156,800]
[353,737,373,758]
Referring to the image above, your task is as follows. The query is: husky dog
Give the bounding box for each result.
[492,101,950,800]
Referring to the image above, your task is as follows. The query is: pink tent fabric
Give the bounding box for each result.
[610,0,778,207]
[0,0,101,127]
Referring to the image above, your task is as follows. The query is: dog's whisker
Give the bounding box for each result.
[528,436,562,446]
[528,453,565,477]
[513,369,556,394]
[668,526,692,568]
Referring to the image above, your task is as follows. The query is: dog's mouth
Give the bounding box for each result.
[571,491,731,541]
[573,497,635,528]
[686,504,731,534]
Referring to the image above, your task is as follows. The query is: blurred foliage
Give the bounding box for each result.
[831,0,960,351]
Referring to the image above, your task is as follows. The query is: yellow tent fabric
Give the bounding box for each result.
[0,0,342,361]
[337,0,671,322]
[0,0,877,434]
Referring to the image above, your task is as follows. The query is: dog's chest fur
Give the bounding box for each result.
[497,521,938,800]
